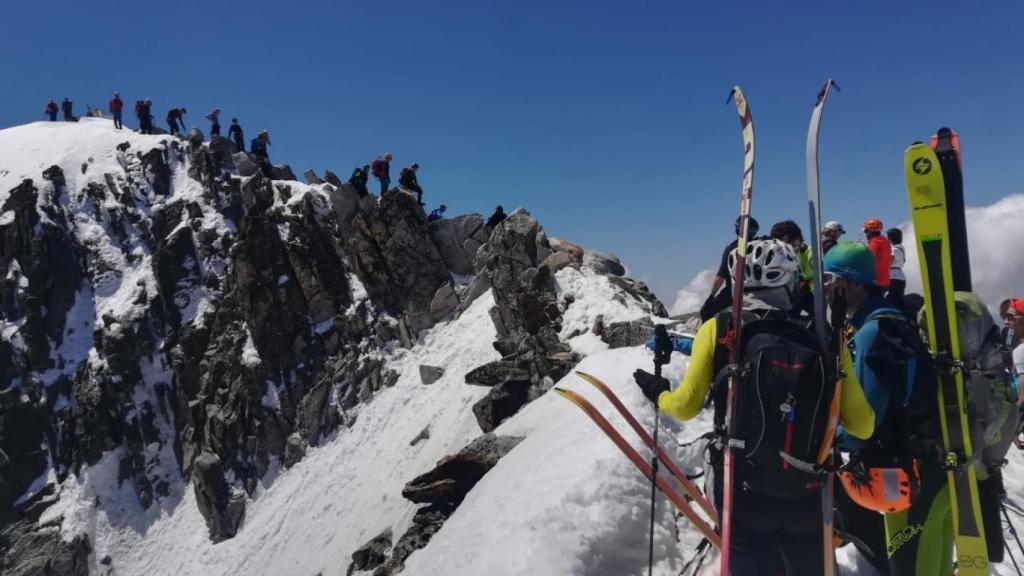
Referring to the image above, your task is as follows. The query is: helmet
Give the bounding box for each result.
[823,241,876,286]
[823,220,845,235]
[838,460,920,513]
[863,218,883,233]
[384,152,393,160]
[1009,298,1024,318]
[727,239,799,289]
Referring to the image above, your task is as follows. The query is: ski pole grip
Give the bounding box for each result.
[653,324,672,377]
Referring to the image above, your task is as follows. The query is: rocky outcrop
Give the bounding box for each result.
[602,317,655,349]
[0,520,91,576]
[429,214,489,276]
[192,452,246,543]
[345,189,451,334]
[347,528,392,575]
[402,433,523,505]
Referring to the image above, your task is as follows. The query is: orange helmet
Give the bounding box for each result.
[838,460,920,513]
[863,218,883,233]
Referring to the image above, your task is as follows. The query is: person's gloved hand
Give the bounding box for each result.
[633,369,670,405]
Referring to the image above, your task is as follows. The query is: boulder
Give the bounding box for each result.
[401,433,523,505]
[541,250,574,273]
[582,249,626,276]
[429,282,459,321]
[347,528,392,575]
[233,152,258,177]
[602,317,655,349]
[192,452,246,542]
[471,380,537,433]
[429,214,489,276]
[283,433,307,468]
[419,365,445,385]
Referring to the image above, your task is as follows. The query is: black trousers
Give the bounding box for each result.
[211,122,221,136]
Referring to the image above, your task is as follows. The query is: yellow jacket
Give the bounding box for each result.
[657,316,875,441]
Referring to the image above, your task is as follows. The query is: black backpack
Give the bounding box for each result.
[856,311,943,466]
[712,309,835,499]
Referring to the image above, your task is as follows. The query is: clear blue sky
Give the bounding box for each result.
[2,1,1021,304]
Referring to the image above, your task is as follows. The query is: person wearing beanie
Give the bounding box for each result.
[826,240,953,576]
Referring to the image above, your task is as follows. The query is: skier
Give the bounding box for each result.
[61,97,74,121]
[109,91,124,129]
[821,220,845,255]
[486,205,507,228]
[44,98,58,121]
[207,108,221,136]
[228,118,244,151]
[769,219,814,316]
[1008,299,1024,382]
[250,130,273,178]
[166,107,187,135]
[635,238,875,576]
[862,218,891,290]
[399,163,424,205]
[348,165,370,197]
[427,204,447,222]
[699,216,760,322]
[886,227,906,308]
[370,153,392,196]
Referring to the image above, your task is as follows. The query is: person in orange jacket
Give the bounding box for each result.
[862,218,891,290]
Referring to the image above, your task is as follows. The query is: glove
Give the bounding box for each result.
[633,369,670,405]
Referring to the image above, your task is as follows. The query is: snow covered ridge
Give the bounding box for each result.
[0,119,668,575]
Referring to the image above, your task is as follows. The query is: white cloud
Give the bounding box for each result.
[903,193,1024,310]
[670,268,715,315]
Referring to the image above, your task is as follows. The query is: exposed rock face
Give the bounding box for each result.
[602,317,655,349]
[345,190,451,335]
[347,528,392,575]
[0,125,667,570]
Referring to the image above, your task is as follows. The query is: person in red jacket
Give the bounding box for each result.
[166,107,187,135]
[44,98,58,121]
[109,91,124,129]
[863,218,891,289]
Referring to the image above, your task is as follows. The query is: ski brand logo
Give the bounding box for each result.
[886,523,924,555]
[912,157,932,175]
[958,555,988,570]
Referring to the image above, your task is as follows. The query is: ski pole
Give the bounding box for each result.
[1005,501,1024,567]
[648,324,673,576]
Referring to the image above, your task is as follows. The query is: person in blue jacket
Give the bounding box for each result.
[427,204,447,222]
[250,130,273,177]
[826,241,952,576]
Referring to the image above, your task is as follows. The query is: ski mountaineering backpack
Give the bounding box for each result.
[712,308,836,499]
[370,159,385,179]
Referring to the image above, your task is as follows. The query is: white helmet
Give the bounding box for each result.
[727,239,799,290]
[823,220,845,235]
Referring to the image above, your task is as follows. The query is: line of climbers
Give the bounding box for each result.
[43,95,510,227]
[631,218,1021,575]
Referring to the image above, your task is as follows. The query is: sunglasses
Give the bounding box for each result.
[823,272,842,287]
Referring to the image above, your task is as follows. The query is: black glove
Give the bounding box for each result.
[633,369,670,405]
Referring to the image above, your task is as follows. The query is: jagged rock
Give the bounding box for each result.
[602,317,655,348]
[582,249,625,276]
[464,359,529,387]
[419,365,445,385]
[272,165,297,181]
[345,189,451,334]
[141,147,171,196]
[347,528,392,575]
[303,169,322,185]
[373,504,454,576]
[541,250,574,273]
[607,276,668,317]
[459,273,491,310]
[0,520,91,576]
[409,426,430,446]
[283,433,307,468]
[548,237,584,260]
[429,214,489,276]
[429,282,459,321]
[192,452,246,542]
[402,433,523,505]
[0,388,50,525]
[472,380,540,433]
[233,152,258,177]
[324,182,364,239]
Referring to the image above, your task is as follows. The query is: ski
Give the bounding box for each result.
[720,85,755,576]
[574,371,718,522]
[904,142,989,574]
[805,77,840,576]
[553,387,722,548]
[930,128,971,291]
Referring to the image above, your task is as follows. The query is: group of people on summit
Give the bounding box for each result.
[627,215,1022,575]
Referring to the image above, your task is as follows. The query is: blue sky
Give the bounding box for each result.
[2,1,1021,304]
